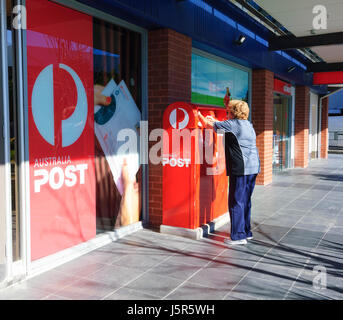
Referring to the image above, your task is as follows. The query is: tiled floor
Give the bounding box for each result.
[1,154,343,300]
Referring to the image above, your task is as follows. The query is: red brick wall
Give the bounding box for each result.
[294,86,310,168]
[148,28,191,227]
[321,97,329,159]
[251,69,274,185]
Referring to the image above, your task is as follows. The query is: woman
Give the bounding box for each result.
[198,100,260,245]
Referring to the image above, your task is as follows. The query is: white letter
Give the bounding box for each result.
[117,128,138,159]
[313,5,327,30]
[12,5,27,30]
[76,164,88,184]
[149,129,166,165]
[169,158,177,167]
[139,121,149,165]
[65,165,77,187]
[313,265,327,289]
[162,157,169,166]
[34,169,48,192]
[49,167,64,190]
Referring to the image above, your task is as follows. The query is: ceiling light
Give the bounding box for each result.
[235,35,246,46]
[287,66,296,73]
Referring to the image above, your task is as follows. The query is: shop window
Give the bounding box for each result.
[26,0,143,261]
[93,18,142,232]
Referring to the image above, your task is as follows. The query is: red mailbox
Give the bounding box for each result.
[161,102,229,237]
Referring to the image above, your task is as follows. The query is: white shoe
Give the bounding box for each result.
[224,238,247,245]
[246,236,253,240]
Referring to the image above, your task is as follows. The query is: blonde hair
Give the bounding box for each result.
[228,100,249,120]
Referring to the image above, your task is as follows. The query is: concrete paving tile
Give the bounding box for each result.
[24,270,79,294]
[229,276,291,300]
[0,282,50,300]
[187,266,243,290]
[246,261,303,286]
[149,260,202,281]
[85,264,146,288]
[262,217,298,228]
[224,291,258,300]
[279,235,320,249]
[165,282,229,300]
[207,252,258,271]
[299,214,336,226]
[81,249,128,265]
[97,241,142,255]
[301,190,330,200]
[327,226,343,234]
[52,259,105,278]
[276,209,308,218]
[111,252,170,271]
[168,251,216,267]
[259,254,310,270]
[285,198,320,211]
[324,191,343,201]
[284,286,337,300]
[105,287,160,300]
[52,278,117,300]
[312,200,343,214]
[124,272,184,299]
[293,222,330,233]
[312,185,335,191]
[184,242,227,256]
[285,229,325,241]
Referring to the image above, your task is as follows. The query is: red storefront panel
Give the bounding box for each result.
[274,78,292,95]
[313,71,343,85]
[27,0,96,260]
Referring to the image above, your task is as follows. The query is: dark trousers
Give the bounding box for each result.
[228,174,257,241]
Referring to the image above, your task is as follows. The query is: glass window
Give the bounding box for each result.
[93,18,142,232]
[191,53,249,107]
[26,0,143,260]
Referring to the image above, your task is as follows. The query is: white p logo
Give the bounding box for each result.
[169,107,189,130]
[32,64,88,147]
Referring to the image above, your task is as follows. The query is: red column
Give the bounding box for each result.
[148,29,191,227]
[251,69,274,185]
[294,86,310,168]
[320,97,329,159]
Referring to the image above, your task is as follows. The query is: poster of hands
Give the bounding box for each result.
[94,79,141,196]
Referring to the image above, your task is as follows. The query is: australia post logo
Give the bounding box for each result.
[31,63,89,193]
[169,107,189,130]
[32,63,88,147]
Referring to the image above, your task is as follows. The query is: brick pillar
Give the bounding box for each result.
[320,97,329,158]
[148,29,191,227]
[294,86,310,168]
[251,69,274,185]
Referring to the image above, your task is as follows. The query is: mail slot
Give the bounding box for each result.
[161,102,229,238]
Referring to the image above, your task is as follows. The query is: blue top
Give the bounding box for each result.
[214,119,260,176]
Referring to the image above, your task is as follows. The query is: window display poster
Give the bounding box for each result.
[191,53,249,107]
[94,79,141,196]
[27,0,96,261]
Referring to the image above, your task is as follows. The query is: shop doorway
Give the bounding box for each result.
[273,93,292,171]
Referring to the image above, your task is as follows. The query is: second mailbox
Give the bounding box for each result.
[161,102,229,237]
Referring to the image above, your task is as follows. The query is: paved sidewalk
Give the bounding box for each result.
[1,154,343,300]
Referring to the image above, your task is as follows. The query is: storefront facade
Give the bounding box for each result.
[0,0,330,287]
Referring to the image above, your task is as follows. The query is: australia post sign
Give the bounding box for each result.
[27,0,95,261]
